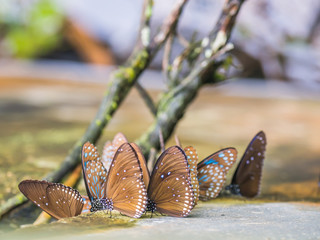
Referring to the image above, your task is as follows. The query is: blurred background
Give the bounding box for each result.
[0,0,319,213]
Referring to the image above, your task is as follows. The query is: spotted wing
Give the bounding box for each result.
[197,148,237,201]
[131,142,150,188]
[102,133,128,171]
[148,146,194,217]
[19,180,83,220]
[46,183,83,219]
[106,143,147,218]
[112,132,128,148]
[231,131,266,198]
[184,146,199,206]
[81,195,91,214]
[82,142,108,201]
[101,141,114,170]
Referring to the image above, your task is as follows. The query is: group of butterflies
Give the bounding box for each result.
[19,131,266,220]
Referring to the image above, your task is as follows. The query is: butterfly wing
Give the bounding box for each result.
[184,146,199,206]
[101,141,114,170]
[148,146,194,217]
[131,142,150,188]
[106,143,147,218]
[81,196,91,214]
[231,131,266,198]
[82,142,108,201]
[197,148,237,201]
[112,132,128,148]
[46,183,84,218]
[102,133,128,171]
[18,180,83,220]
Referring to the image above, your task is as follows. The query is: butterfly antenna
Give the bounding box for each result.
[159,128,165,153]
[174,134,181,147]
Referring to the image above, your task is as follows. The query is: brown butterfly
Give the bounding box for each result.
[147,146,194,217]
[82,142,148,218]
[184,146,200,206]
[101,133,128,171]
[226,131,266,198]
[19,180,83,220]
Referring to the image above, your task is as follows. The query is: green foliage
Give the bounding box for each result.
[1,0,64,58]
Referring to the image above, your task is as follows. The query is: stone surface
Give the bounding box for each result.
[78,202,320,240]
[4,202,320,240]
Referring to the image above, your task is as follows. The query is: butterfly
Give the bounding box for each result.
[101,133,128,171]
[103,133,150,188]
[81,196,91,214]
[130,142,150,188]
[226,131,267,198]
[184,146,199,206]
[146,146,194,217]
[18,180,84,220]
[82,142,148,218]
[197,148,237,201]
[81,142,108,211]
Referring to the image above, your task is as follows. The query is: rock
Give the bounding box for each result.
[4,202,320,240]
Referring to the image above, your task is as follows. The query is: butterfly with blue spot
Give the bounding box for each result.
[226,131,266,198]
[197,148,237,201]
[81,195,91,214]
[81,142,108,211]
[82,142,148,218]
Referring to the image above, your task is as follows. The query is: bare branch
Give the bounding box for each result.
[177,33,189,48]
[137,0,246,157]
[149,0,188,55]
[135,82,157,116]
[139,0,154,48]
[162,34,174,79]
[147,148,157,173]
[175,134,182,147]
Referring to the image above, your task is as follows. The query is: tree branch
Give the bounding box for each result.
[136,0,245,157]
[0,0,189,218]
[135,82,157,116]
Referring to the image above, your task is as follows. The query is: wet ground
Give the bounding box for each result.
[0,65,319,238]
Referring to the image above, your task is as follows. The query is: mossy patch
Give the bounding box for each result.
[3,211,136,240]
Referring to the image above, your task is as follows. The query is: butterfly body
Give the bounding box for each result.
[90,198,112,212]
